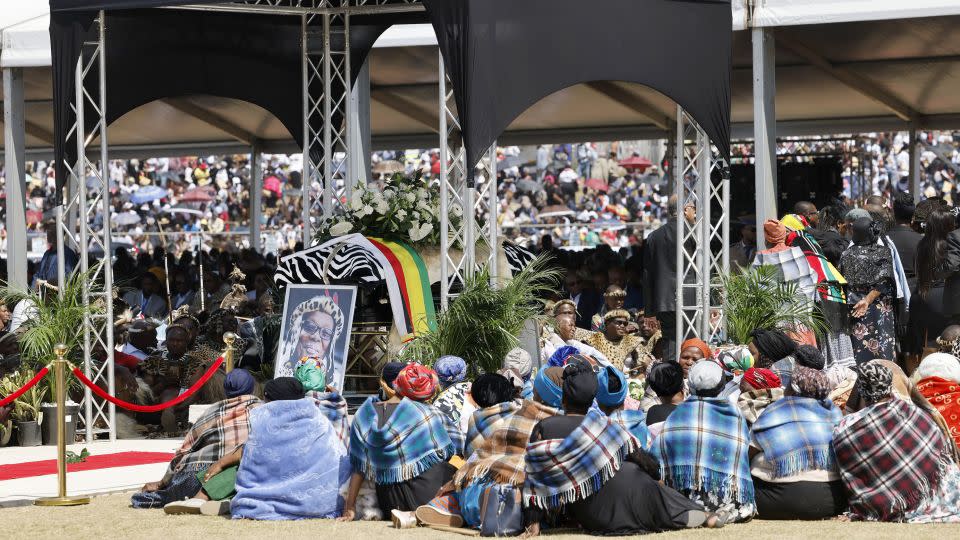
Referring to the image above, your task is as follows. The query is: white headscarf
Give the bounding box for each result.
[912,353,960,384]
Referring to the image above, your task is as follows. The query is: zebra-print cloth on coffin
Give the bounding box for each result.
[274,243,385,289]
[502,240,537,276]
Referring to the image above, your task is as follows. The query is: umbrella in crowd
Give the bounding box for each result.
[113,211,141,226]
[165,206,205,217]
[515,178,543,194]
[585,178,609,192]
[180,187,215,203]
[539,204,576,219]
[373,160,404,175]
[618,155,653,171]
[129,185,167,204]
[497,155,523,172]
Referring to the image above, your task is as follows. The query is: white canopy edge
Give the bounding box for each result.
[733,0,960,30]
[8,2,960,67]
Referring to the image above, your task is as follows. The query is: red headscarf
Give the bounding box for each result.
[393,364,440,401]
[680,338,712,360]
[741,368,782,391]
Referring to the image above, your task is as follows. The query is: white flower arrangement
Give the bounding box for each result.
[314,171,460,247]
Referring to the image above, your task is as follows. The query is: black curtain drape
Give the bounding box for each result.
[423,0,732,183]
[49,4,417,192]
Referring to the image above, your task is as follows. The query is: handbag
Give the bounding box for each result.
[479,485,524,537]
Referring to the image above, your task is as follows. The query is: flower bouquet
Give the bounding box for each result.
[314,171,462,247]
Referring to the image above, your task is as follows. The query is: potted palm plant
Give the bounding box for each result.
[0,270,101,445]
[399,255,561,376]
[718,265,826,345]
[0,371,44,446]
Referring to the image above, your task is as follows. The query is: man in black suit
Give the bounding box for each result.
[887,192,922,281]
[641,194,688,361]
[564,271,602,330]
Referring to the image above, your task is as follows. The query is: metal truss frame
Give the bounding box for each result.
[674,105,730,346]
[57,11,115,442]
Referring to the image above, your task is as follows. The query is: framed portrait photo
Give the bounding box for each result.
[275,284,357,391]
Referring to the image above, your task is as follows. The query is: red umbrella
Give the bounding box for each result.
[618,155,653,171]
[585,178,609,192]
[263,175,283,197]
[180,187,215,203]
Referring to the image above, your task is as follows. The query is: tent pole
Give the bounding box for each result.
[250,145,262,252]
[3,67,28,290]
[752,27,778,236]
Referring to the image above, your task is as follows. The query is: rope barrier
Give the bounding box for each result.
[72,357,224,413]
[0,366,51,408]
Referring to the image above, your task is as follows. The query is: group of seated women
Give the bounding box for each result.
[131,329,960,532]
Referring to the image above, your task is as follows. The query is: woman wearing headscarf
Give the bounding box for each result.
[522,362,726,537]
[431,356,475,434]
[840,217,896,364]
[503,347,534,399]
[677,338,711,378]
[715,345,755,404]
[657,360,756,523]
[750,366,846,520]
[597,365,650,448]
[752,219,820,301]
[434,356,467,390]
[341,363,463,523]
[532,366,565,409]
[132,369,262,509]
[737,368,784,424]
[416,374,553,529]
[833,363,960,522]
[913,353,960,448]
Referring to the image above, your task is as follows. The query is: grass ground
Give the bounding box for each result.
[2,492,958,540]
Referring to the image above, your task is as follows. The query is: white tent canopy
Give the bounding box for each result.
[2,2,960,159]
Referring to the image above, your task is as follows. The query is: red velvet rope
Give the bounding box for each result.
[72,357,224,413]
[0,367,50,408]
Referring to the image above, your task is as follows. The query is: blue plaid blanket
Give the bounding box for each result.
[751,396,842,479]
[656,397,754,504]
[523,408,638,509]
[609,409,650,450]
[350,397,460,484]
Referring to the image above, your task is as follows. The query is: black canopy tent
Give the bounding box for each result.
[49,0,731,189]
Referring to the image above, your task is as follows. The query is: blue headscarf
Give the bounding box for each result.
[434,355,467,389]
[224,369,256,398]
[548,345,580,368]
[596,365,627,408]
[533,367,564,408]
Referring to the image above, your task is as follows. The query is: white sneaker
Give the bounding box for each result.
[163,498,204,515]
[200,499,231,516]
[391,509,417,529]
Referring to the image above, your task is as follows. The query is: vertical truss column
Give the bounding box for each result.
[323,4,351,216]
[302,12,323,244]
[438,53,472,310]
[59,11,114,441]
[674,106,729,346]
[483,144,499,279]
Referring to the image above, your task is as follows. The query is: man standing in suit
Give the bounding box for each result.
[641,194,692,361]
[887,192,922,282]
[564,272,602,330]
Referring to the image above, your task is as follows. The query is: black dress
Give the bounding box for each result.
[529,415,704,536]
[906,266,951,355]
[373,402,456,515]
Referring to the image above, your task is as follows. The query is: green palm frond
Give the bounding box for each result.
[0,268,105,401]
[718,265,826,344]
[400,254,561,376]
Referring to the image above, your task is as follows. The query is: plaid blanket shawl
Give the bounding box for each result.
[737,388,784,424]
[455,399,556,489]
[523,408,638,509]
[163,395,261,485]
[917,377,960,448]
[834,398,948,521]
[752,396,842,478]
[308,390,349,447]
[350,397,459,485]
[610,409,650,450]
[657,397,754,504]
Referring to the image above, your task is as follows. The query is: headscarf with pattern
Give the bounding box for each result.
[393,363,439,401]
[790,365,831,400]
[434,355,468,389]
[856,363,894,405]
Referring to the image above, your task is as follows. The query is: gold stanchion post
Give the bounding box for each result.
[35,344,90,506]
[223,332,237,373]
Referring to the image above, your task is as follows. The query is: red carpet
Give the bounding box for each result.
[0,451,174,481]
